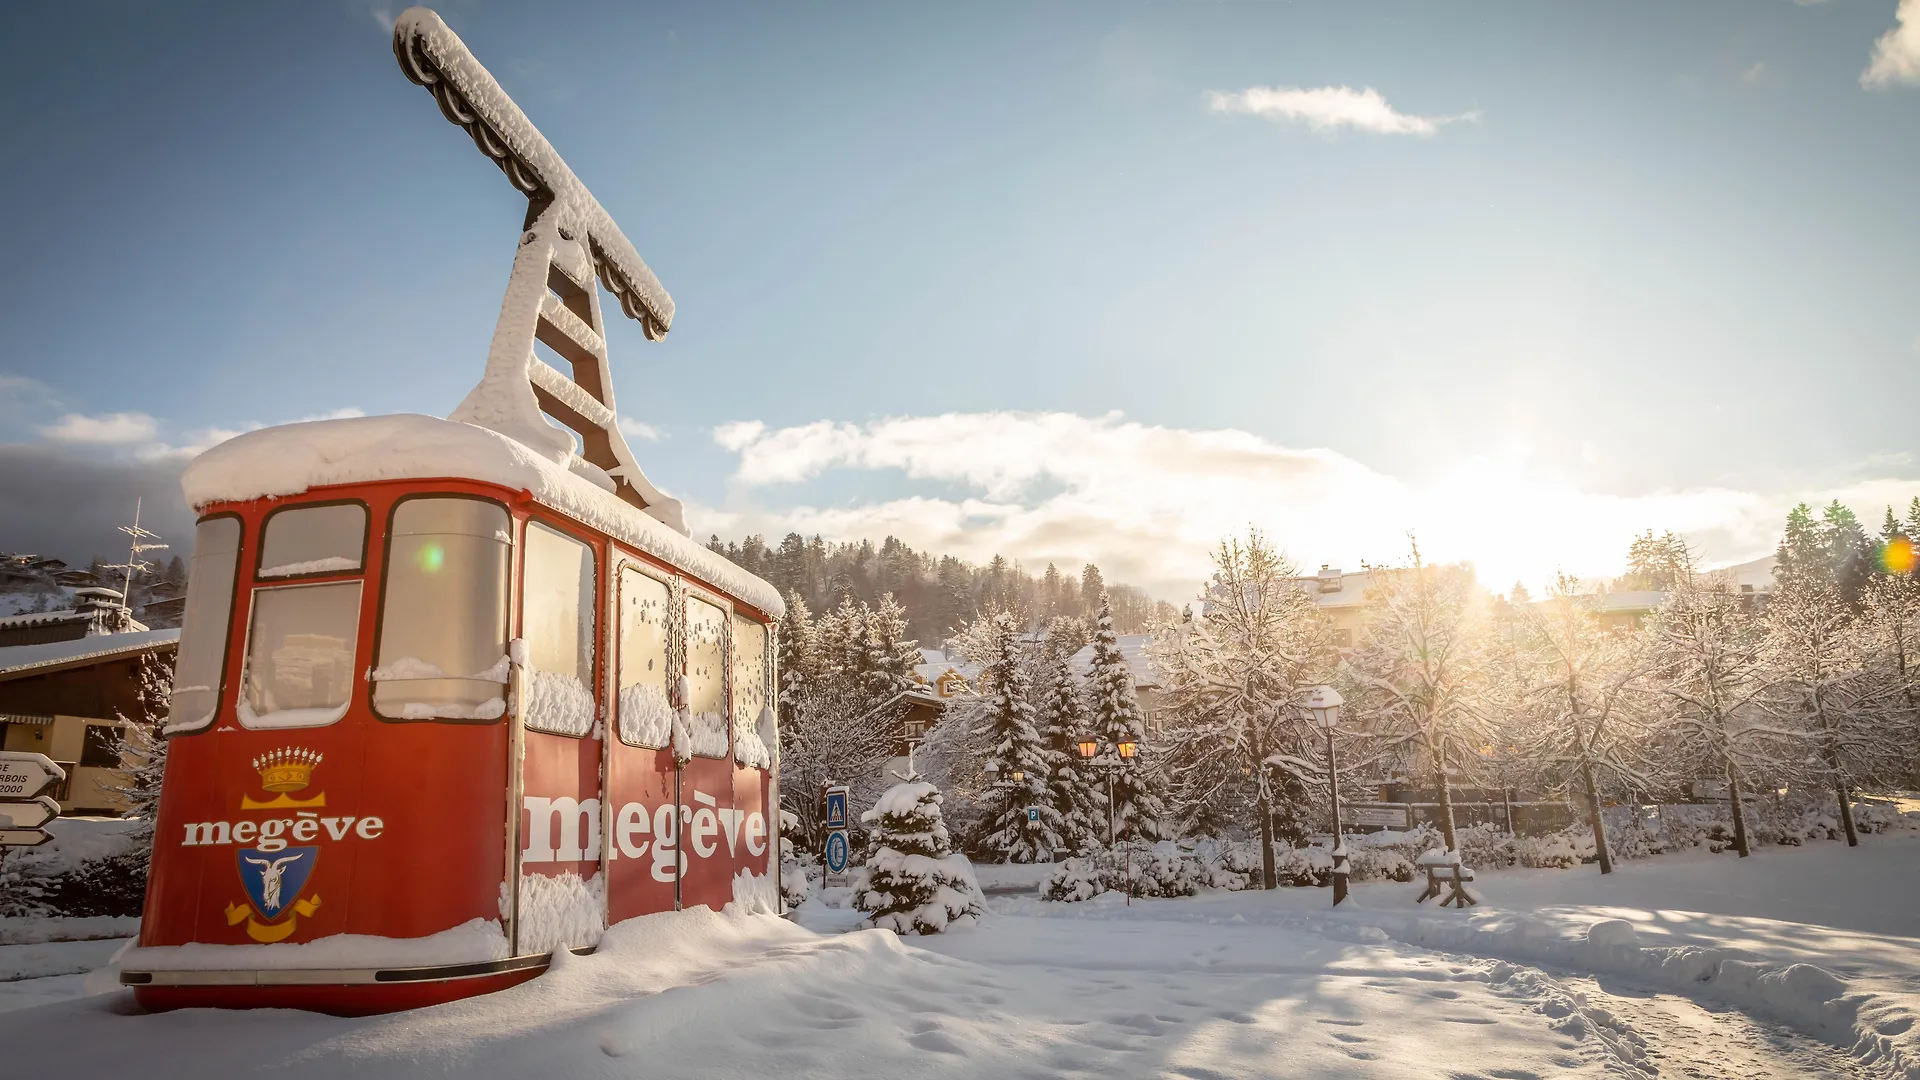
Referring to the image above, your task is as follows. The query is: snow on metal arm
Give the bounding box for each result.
[393,6,686,534]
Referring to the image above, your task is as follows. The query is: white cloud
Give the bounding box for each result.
[619,415,665,442]
[1863,0,1920,88]
[40,412,160,445]
[1207,85,1477,136]
[705,411,1920,602]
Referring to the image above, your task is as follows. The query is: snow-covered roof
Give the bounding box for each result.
[181,414,784,619]
[1067,634,1159,689]
[0,609,88,629]
[0,628,179,682]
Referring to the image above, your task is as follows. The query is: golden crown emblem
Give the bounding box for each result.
[254,747,322,793]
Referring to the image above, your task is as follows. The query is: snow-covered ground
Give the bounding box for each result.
[2,835,1915,1079]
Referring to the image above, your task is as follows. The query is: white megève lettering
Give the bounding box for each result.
[689,807,719,858]
[357,816,385,840]
[616,802,650,860]
[257,819,289,852]
[182,821,230,846]
[232,820,258,843]
[522,797,601,863]
[291,817,319,842]
[322,817,355,841]
[716,808,743,858]
[650,802,681,882]
[744,811,767,858]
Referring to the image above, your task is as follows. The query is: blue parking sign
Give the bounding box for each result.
[1026,807,1040,823]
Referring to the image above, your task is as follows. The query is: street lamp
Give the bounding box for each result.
[1077,735,1141,904]
[1303,684,1348,907]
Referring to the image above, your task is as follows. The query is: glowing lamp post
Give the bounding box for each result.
[1304,685,1349,907]
[1078,735,1141,904]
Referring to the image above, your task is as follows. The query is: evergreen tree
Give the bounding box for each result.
[865,594,921,702]
[976,614,1062,861]
[1087,592,1165,842]
[1080,564,1105,618]
[855,777,985,934]
[1037,636,1101,854]
[778,591,816,728]
[108,650,174,860]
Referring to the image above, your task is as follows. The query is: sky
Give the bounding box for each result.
[1,0,1917,601]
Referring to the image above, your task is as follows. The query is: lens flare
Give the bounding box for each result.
[417,543,446,574]
[1886,536,1917,576]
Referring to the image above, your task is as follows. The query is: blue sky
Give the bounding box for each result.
[2,1,1917,597]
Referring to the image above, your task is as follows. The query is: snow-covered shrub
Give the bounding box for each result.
[854,779,985,935]
[1454,823,1516,870]
[1189,837,1258,891]
[1273,843,1331,887]
[0,818,146,918]
[1041,841,1201,901]
[1512,830,1581,869]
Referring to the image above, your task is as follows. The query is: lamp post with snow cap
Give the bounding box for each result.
[1304,685,1348,907]
[1078,736,1139,904]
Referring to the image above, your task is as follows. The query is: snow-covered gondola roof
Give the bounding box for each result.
[181,415,784,619]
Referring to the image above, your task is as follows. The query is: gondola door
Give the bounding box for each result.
[731,613,774,890]
[605,562,680,923]
[514,520,607,954]
[679,591,736,909]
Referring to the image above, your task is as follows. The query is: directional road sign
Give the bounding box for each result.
[0,829,53,848]
[0,752,65,801]
[0,796,60,831]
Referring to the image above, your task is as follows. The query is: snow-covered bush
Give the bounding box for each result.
[1041,840,1201,901]
[0,818,145,918]
[1454,823,1517,870]
[1189,837,1258,891]
[854,780,985,935]
[1512,830,1582,869]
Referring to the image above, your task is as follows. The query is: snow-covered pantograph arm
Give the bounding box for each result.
[392,6,686,535]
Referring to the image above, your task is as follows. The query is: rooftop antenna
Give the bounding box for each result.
[393,7,686,534]
[104,497,167,606]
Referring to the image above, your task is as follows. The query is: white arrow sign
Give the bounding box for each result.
[0,752,65,801]
[0,828,53,848]
[0,796,60,830]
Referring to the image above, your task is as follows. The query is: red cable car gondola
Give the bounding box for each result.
[120,7,783,1014]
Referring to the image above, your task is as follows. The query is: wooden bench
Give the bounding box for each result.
[1415,861,1477,908]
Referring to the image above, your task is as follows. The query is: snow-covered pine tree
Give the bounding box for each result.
[1037,635,1100,854]
[108,649,174,860]
[778,590,816,732]
[1087,592,1166,843]
[1644,544,1777,858]
[1515,575,1652,873]
[865,593,922,702]
[1150,530,1335,887]
[1344,536,1500,856]
[854,776,985,934]
[976,613,1063,861]
[1861,520,1920,784]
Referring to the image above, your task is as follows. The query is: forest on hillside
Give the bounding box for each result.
[702,532,1176,645]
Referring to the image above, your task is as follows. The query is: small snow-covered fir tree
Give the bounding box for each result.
[108,650,173,861]
[976,613,1064,861]
[855,777,985,935]
[1087,592,1166,842]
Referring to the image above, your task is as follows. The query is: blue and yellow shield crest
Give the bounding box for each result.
[235,846,318,922]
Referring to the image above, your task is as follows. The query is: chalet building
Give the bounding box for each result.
[0,628,177,814]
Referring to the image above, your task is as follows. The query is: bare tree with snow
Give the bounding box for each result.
[1514,575,1652,874]
[1344,536,1500,856]
[1151,530,1336,888]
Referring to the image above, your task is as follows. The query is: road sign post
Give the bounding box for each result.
[822,784,850,888]
[0,751,65,849]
